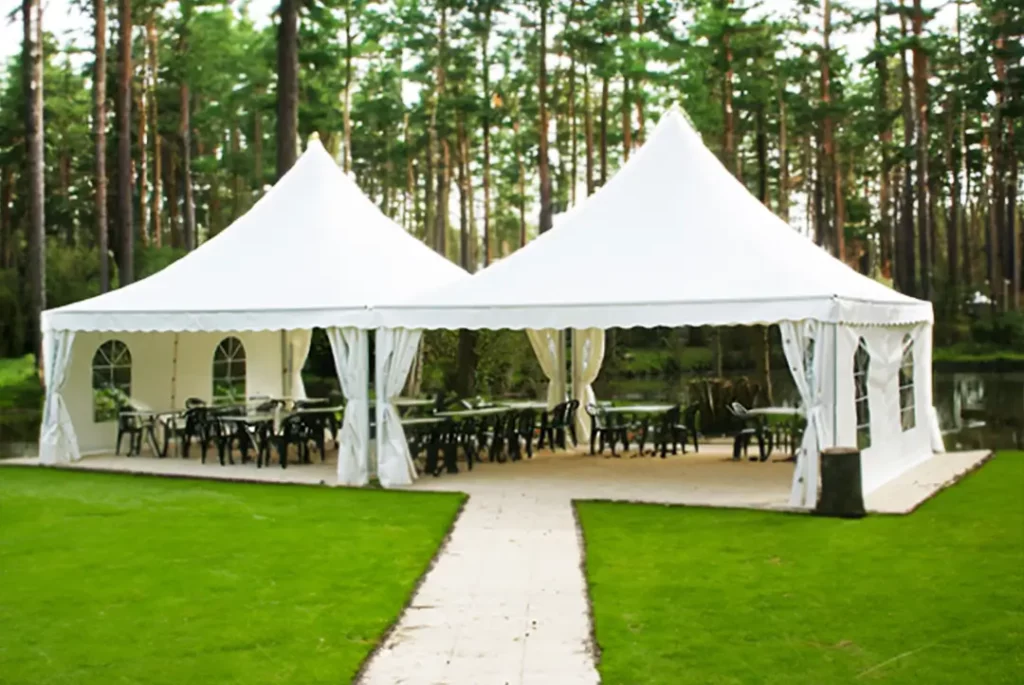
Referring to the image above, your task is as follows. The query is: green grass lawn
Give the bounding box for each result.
[0,468,464,684]
[577,452,1024,685]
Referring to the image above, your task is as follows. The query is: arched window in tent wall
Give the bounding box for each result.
[212,337,246,404]
[92,340,132,422]
[853,338,871,450]
[899,334,916,431]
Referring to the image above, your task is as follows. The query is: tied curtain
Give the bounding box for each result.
[571,328,605,444]
[327,327,369,486]
[287,329,313,399]
[779,320,835,508]
[375,327,423,488]
[526,329,566,410]
[39,330,80,464]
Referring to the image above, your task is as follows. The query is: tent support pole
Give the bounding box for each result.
[280,330,288,398]
[832,322,838,447]
[170,333,179,410]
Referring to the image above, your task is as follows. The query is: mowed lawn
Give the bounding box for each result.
[577,452,1024,685]
[0,468,464,684]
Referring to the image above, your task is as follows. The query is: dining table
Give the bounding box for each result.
[743,407,805,459]
[121,408,182,457]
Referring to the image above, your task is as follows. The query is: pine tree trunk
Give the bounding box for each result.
[23,0,45,359]
[912,0,931,300]
[481,3,492,265]
[433,5,449,255]
[231,125,242,220]
[722,8,735,174]
[568,38,577,207]
[898,0,916,296]
[167,145,180,247]
[957,0,971,288]
[276,0,299,179]
[180,81,195,251]
[778,86,789,222]
[342,1,353,173]
[599,75,609,185]
[94,0,110,291]
[945,103,959,297]
[821,0,843,261]
[538,0,553,234]
[0,167,12,268]
[148,17,161,247]
[253,89,263,191]
[876,0,892,280]
[516,119,526,248]
[457,115,471,271]
[116,0,134,285]
[584,67,594,196]
[138,71,149,246]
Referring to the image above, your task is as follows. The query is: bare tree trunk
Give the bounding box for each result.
[516,119,526,248]
[276,0,299,179]
[0,167,12,268]
[568,34,577,206]
[138,62,149,246]
[167,145,180,247]
[778,85,789,223]
[433,5,449,255]
[599,75,609,186]
[957,0,971,288]
[912,0,931,300]
[180,82,195,251]
[24,0,45,359]
[253,88,264,192]
[821,0,843,261]
[457,114,471,271]
[481,2,493,265]
[876,0,892,280]
[538,0,553,234]
[584,67,594,196]
[148,17,161,247]
[116,0,134,285]
[94,0,110,291]
[945,103,959,298]
[898,0,916,296]
[342,1,354,173]
[722,6,735,174]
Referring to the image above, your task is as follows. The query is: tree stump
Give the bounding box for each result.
[815,447,866,518]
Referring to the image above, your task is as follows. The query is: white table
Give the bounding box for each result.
[746,407,803,417]
[602,404,675,414]
[499,400,549,411]
[435,407,512,419]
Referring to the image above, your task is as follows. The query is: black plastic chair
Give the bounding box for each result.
[516,409,538,459]
[681,403,702,453]
[540,401,576,450]
[115,407,145,456]
[273,414,312,469]
[651,405,683,458]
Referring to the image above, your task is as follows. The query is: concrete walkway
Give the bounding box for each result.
[359,489,600,685]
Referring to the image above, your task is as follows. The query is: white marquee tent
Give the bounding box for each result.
[376,109,944,507]
[39,138,467,486]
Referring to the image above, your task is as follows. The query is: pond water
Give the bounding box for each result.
[594,370,1024,452]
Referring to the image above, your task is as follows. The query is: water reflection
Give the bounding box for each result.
[595,370,1024,451]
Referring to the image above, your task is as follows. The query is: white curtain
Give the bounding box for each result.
[375,327,423,488]
[288,329,313,399]
[572,328,605,443]
[780,321,835,509]
[917,324,945,453]
[327,327,369,485]
[39,330,80,464]
[527,328,566,410]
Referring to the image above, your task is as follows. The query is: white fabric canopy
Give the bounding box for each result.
[378,109,932,331]
[329,327,370,486]
[375,328,423,488]
[42,139,466,334]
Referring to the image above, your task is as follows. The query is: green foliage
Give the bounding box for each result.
[577,452,1024,685]
[0,468,464,683]
[970,312,1024,349]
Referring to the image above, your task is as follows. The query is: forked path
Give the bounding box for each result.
[358,490,600,685]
